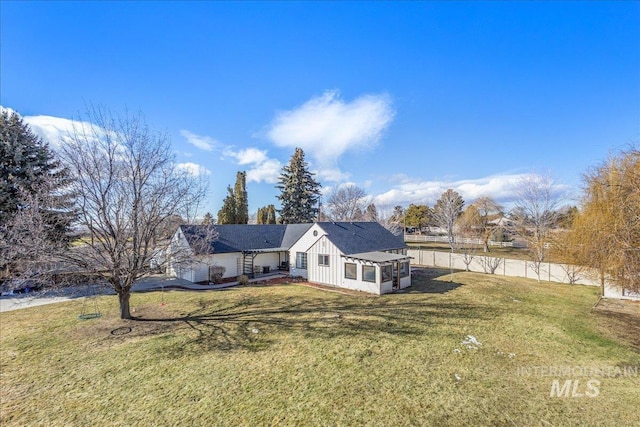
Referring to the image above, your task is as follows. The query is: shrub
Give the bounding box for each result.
[209,266,226,284]
[238,275,250,286]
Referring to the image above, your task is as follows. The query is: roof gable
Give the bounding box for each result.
[316,222,406,255]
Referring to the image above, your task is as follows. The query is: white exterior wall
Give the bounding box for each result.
[167,228,194,279]
[307,235,343,287]
[289,223,326,278]
[252,252,282,274]
[400,275,411,289]
[202,253,241,278]
[342,262,382,294]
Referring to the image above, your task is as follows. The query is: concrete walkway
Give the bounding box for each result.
[0,273,289,313]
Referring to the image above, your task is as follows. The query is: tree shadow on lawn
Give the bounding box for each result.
[128,286,499,355]
[592,306,640,351]
[404,267,464,294]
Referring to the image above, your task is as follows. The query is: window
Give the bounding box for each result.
[362,265,376,283]
[318,254,329,267]
[400,261,410,277]
[381,265,392,282]
[344,263,357,279]
[296,252,307,269]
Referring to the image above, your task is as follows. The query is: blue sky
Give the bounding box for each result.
[2,1,638,217]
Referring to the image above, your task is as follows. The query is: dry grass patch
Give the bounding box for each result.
[1,272,639,426]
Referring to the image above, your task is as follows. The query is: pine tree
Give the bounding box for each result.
[201,212,214,225]
[266,204,277,224]
[256,204,277,224]
[276,148,321,223]
[217,186,237,224]
[234,171,249,224]
[0,109,75,242]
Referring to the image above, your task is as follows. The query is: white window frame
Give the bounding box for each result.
[296,252,308,269]
[344,262,357,279]
[318,254,330,267]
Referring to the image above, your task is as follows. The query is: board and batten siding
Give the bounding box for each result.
[306,235,343,287]
[289,223,325,278]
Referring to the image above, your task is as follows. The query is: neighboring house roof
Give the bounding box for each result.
[316,222,407,255]
[179,224,312,255]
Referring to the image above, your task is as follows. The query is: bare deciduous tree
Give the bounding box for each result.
[510,173,563,282]
[479,255,503,274]
[61,106,206,319]
[433,189,464,251]
[325,184,368,221]
[0,184,68,287]
[472,196,503,252]
[376,205,404,236]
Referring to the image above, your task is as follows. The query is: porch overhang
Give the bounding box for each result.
[342,251,411,264]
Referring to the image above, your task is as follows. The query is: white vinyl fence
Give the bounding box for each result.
[408,248,600,285]
[408,249,640,301]
[405,234,527,248]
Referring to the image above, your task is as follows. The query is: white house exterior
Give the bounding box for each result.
[289,222,411,295]
[167,224,311,283]
[166,222,411,295]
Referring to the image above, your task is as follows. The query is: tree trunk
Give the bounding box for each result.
[118,291,132,319]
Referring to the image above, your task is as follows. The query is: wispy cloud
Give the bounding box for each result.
[372,173,566,207]
[176,162,212,177]
[263,90,395,181]
[180,130,219,151]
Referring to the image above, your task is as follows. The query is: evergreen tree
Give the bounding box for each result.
[266,204,277,224]
[276,148,321,223]
[256,207,265,224]
[201,212,214,225]
[217,186,237,224]
[234,171,249,224]
[0,109,75,242]
[256,204,277,224]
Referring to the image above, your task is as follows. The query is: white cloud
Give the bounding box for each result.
[372,173,562,208]
[246,158,282,184]
[223,147,268,165]
[264,90,394,181]
[180,130,219,151]
[176,162,211,177]
[22,114,86,150]
[223,147,282,184]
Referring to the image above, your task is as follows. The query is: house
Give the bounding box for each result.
[289,222,411,295]
[167,223,312,283]
[167,221,411,295]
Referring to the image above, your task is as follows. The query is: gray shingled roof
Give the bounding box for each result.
[180,224,312,255]
[316,222,407,255]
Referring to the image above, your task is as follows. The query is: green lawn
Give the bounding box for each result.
[1,270,639,426]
